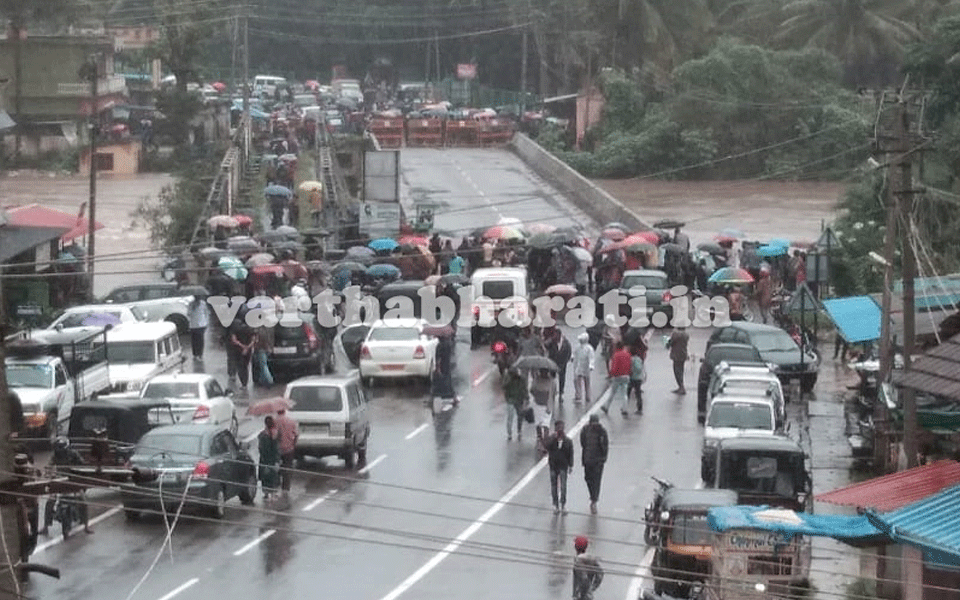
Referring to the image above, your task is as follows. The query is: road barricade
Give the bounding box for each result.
[479,118,516,146]
[368,118,404,148]
[445,119,480,147]
[406,118,445,147]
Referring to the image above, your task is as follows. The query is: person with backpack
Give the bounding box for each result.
[572,536,604,600]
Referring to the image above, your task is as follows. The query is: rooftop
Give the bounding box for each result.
[817,460,960,513]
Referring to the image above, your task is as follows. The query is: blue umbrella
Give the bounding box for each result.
[768,238,790,248]
[366,264,401,278]
[264,184,293,198]
[368,238,399,252]
[757,245,788,258]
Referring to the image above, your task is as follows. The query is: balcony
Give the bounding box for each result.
[57,75,127,96]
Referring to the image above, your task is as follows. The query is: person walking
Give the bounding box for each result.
[756,269,774,324]
[628,346,646,413]
[579,414,608,514]
[545,420,574,515]
[432,333,456,403]
[603,342,631,416]
[572,536,604,600]
[548,329,573,403]
[252,323,274,387]
[529,368,558,449]
[258,416,281,502]
[571,333,595,404]
[503,367,528,441]
[228,319,257,391]
[275,408,299,499]
[187,294,208,360]
[667,326,689,394]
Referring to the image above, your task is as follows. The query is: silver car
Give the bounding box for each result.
[284,372,370,469]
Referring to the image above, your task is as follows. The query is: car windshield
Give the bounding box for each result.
[108,341,156,363]
[670,514,712,546]
[142,382,199,399]
[708,403,773,429]
[56,310,123,328]
[481,281,514,300]
[289,386,343,412]
[621,275,667,290]
[137,433,203,458]
[750,331,798,352]
[718,452,799,498]
[5,364,52,388]
[369,326,419,342]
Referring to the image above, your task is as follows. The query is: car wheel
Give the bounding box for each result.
[210,486,226,519]
[344,448,356,470]
[800,374,817,393]
[46,411,59,446]
[230,413,239,437]
[166,314,189,335]
[123,507,140,522]
[357,444,367,466]
[238,471,257,505]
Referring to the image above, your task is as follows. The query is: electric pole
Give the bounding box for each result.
[242,8,250,164]
[82,56,99,300]
[520,26,528,115]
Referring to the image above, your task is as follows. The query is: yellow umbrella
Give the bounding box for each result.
[299,180,323,192]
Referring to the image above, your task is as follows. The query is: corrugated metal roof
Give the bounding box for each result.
[870,484,960,560]
[816,460,960,512]
[894,332,960,402]
[6,204,103,242]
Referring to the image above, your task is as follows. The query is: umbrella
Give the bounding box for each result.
[624,242,657,254]
[653,219,686,230]
[720,228,745,239]
[198,246,230,261]
[768,238,790,248]
[301,227,331,238]
[264,184,293,198]
[483,225,524,241]
[234,214,253,228]
[227,236,260,255]
[246,397,294,416]
[208,215,239,229]
[697,242,724,255]
[346,245,375,258]
[397,234,429,247]
[513,355,559,372]
[715,234,738,243]
[526,223,557,235]
[570,246,593,265]
[601,228,626,241]
[178,285,209,299]
[369,238,399,252]
[544,284,577,297]
[80,313,122,327]
[272,240,304,255]
[528,232,563,249]
[365,263,401,278]
[251,264,285,277]
[218,256,248,280]
[708,267,754,284]
[757,245,788,258]
[281,259,309,281]
[423,324,455,338]
[55,251,79,264]
[275,225,300,240]
[299,180,323,193]
[211,81,226,92]
[332,261,367,273]
[259,230,287,244]
[602,222,630,232]
[660,243,686,254]
[632,231,662,244]
[246,253,275,267]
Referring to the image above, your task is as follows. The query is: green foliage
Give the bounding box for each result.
[153,88,204,148]
[134,157,219,251]
[904,15,960,127]
[832,174,887,295]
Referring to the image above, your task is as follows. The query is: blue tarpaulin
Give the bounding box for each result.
[822,296,882,343]
[708,506,886,545]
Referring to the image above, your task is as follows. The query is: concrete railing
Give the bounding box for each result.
[509,133,649,231]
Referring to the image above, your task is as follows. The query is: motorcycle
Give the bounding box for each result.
[51,494,81,539]
[644,476,674,545]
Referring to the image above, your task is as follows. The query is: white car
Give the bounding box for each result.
[701,393,779,482]
[47,304,146,331]
[359,319,439,382]
[139,373,237,434]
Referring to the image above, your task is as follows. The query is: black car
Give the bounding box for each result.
[619,269,672,325]
[337,324,371,368]
[697,343,764,423]
[121,424,257,520]
[707,322,820,392]
[267,316,330,382]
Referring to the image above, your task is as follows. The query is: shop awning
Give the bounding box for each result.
[707,505,886,546]
[0,225,70,263]
[6,204,104,242]
[817,460,960,512]
[822,296,882,343]
[867,484,960,563]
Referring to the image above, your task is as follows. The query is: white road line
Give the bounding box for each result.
[156,578,199,600]
[302,489,338,512]
[405,423,429,440]
[32,505,122,555]
[358,453,387,474]
[378,389,612,600]
[471,366,495,387]
[232,529,276,556]
[624,547,656,600]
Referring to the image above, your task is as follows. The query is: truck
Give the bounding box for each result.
[5,328,111,444]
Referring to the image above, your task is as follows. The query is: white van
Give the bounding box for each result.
[105,322,184,393]
[284,373,370,469]
[469,267,529,345]
[253,75,287,96]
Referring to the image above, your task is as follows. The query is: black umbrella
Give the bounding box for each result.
[259,230,287,244]
[653,219,686,230]
[697,242,725,255]
[332,261,367,273]
[513,355,559,372]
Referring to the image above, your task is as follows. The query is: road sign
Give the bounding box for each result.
[457,63,477,80]
[815,228,841,251]
[359,202,401,239]
[363,150,400,203]
[415,203,437,232]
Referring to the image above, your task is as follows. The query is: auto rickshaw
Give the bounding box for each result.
[650,488,738,598]
[706,436,811,512]
[66,399,176,482]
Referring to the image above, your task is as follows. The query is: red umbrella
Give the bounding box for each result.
[601,228,626,241]
[715,234,738,243]
[234,214,253,228]
[483,225,524,241]
[397,234,429,247]
[544,284,577,297]
[246,397,293,416]
[251,264,285,276]
[211,82,226,92]
[627,231,660,244]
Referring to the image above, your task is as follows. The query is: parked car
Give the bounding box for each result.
[707,362,785,426]
[359,319,438,383]
[102,282,195,334]
[619,269,672,324]
[121,424,257,520]
[47,304,146,331]
[267,316,327,383]
[284,373,370,469]
[707,322,820,392]
[704,435,811,511]
[139,373,237,434]
[697,343,764,423]
[701,393,779,482]
[105,322,184,393]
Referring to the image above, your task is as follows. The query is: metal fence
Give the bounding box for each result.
[187,116,249,250]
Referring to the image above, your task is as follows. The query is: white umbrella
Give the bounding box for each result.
[571,246,593,266]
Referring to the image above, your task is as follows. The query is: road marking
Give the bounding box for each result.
[405,423,429,440]
[232,529,276,556]
[624,547,656,600]
[378,388,611,600]
[157,578,200,600]
[358,453,387,474]
[302,489,338,512]
[471,366,495,387]
[32,505,122,555]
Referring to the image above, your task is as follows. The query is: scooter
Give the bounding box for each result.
[644,476,674,545]
[491,339,514,376]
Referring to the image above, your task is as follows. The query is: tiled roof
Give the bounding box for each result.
[816,460,960,513]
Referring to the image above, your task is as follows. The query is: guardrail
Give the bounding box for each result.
[315,116,351,244]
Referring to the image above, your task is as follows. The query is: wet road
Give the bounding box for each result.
[26,149,832,600]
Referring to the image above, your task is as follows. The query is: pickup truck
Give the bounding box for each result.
[5,329,111,443]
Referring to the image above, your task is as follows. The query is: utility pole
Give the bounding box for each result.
[82,56,100,299]
[242,9,250,164]
[520,26,528,115]
[434,29,441,90]
[0,280,23,600]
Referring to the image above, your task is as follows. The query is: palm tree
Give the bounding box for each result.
[774,0,921,87]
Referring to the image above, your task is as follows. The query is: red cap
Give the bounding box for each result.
[574,536,589,551]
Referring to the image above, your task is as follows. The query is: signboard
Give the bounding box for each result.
[815,228,841,251]
[457,63,477,80]
[363,150,400,204]
[805,253,829,283]
[414,203,437,232]
[359,202,401,239]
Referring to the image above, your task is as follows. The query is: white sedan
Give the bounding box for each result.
[47,304,146,330]
[359,319,439,382]
[138,373,237,434]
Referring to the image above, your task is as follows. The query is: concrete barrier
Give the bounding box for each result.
[509,133,649,231]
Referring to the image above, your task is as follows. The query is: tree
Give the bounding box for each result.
[773,0,921,88]
[147,0,223,94]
